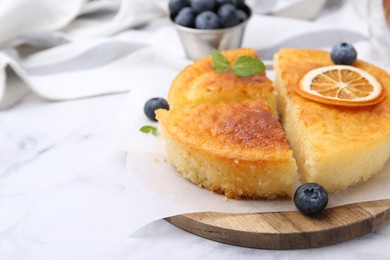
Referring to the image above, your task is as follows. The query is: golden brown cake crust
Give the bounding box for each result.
[156,99,292,162]
[168,48,275,111]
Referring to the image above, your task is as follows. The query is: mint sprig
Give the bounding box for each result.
[140,125,158,136]
[211,49,265,77]
[212,49,230,72]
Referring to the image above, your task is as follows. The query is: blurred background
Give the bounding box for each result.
[1,0,388,109]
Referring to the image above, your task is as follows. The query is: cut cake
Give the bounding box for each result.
[156,99,298,199]
[274,48,390,192]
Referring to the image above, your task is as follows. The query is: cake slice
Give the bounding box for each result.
[168,48,276,115]
[156,99,298,199]
[274,48,390,192]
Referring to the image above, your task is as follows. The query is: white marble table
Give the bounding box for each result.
[1,69,390,260]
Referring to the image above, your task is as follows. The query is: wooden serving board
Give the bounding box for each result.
[166,199,390,249]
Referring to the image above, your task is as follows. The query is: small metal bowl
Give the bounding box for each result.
[171,6,252,61]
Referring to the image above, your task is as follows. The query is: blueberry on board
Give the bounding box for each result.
[195,11,220,29]
[330,42,358,65]
[217,0,237,6]
[293,183,328,216]
[169,0,190,18]
[218,4,240,28]
[144,97,169,121]
[174,7,196,27]
[237,9,248,22]
[191,0,217,13]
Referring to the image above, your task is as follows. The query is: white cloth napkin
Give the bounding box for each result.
[0,0,364,106]
[0,0,166,102]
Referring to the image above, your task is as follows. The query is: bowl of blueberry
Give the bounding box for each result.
[169,0,251,60]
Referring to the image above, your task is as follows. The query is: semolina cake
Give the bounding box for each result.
[168,48,277,115]
[274,48,390,192]
[156,99,298,199]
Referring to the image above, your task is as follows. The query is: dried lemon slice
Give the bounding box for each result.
[297,65,385,106]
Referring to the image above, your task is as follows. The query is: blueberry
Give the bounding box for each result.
[144,97,169,121]
[237,9,248,22]
[195,11,220,29]
[218,4,240,28]
[330,42,357,65]
[236,0,246,8]
[217,0,237,6]
[293,183,328,216]
[174,7,196,27]
[169,0,190,18]
[191,0,217,13]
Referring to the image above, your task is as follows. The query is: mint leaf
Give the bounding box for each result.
[140,125,158,136]
[211,49,230,72]
[232,55,265,77]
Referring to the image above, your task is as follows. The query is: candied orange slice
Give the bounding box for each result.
[296,65,385,107]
